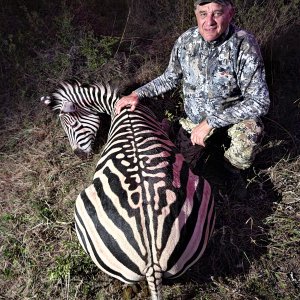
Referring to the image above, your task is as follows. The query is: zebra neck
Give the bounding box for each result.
[90,84,119,117]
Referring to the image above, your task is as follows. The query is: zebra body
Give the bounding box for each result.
[42,80,215,299]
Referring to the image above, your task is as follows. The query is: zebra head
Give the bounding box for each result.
[41,89,100,160]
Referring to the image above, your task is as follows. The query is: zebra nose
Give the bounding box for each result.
[74,148,93,160]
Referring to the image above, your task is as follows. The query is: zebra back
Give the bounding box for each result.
[73,97,215,299]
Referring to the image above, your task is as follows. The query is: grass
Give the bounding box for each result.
[1,1,300,299]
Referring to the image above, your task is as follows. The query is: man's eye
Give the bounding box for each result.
[213,11,224,17]
[199,12,207,18]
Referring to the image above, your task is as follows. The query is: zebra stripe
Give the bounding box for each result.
[42,80,215,300]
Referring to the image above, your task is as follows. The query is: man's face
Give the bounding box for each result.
[195,2,234,42]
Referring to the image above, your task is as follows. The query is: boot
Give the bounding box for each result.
[223,160,249,201]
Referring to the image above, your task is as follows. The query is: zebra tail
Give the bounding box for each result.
[146,264,163,300]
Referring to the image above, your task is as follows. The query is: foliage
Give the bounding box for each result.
[233,0,300,45]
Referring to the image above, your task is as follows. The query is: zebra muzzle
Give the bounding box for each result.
[74,148,93,160]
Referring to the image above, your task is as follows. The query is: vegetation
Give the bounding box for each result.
[1,0,299,299]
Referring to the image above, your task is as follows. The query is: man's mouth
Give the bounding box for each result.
[205,27,217,31]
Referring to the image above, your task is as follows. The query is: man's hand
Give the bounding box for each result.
[115,92,139,115]
[191,120,213,147]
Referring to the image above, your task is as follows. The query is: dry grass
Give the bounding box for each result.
[1,111,299,299]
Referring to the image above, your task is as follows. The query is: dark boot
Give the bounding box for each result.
[223,160,249,201]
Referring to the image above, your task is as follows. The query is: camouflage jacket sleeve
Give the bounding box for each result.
[134,39,183,98]
[206,32,270,128]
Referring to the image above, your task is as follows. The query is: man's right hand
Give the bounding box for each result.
[190,120,213,147]
[115,92,139,115]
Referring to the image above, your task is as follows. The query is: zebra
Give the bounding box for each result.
[41,79,215,299]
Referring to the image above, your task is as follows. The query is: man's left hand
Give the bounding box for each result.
[191,120,213,147]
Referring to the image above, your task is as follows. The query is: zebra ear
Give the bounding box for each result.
[61,101,76,113]
[40,96,52,106]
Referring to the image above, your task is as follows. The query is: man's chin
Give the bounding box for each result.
[203,32,220,42]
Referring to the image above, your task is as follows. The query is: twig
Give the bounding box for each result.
[264,116,298,149]
[114,6,131,57]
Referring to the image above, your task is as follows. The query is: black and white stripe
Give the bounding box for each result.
[41,79,118,158]
[42,80,215,299]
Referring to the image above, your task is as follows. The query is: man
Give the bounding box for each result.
[115,0,270,192]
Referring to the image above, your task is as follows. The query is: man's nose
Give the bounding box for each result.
[206,14,216,25]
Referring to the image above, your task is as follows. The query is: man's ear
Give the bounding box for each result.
[229,6,235,20]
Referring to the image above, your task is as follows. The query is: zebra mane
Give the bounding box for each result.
[42,79,120,114]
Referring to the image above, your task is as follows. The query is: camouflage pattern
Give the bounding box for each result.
[224,118,264,169]
[175,118,264,170]
[135,24,270,129]
[179,117,215,140]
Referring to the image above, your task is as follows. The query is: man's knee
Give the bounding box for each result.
[224,119,264,170]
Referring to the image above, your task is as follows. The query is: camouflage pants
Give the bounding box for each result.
[176,118,264,170]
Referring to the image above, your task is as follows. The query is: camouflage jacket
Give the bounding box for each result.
[135,24,270,128]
